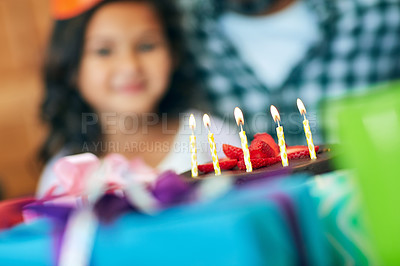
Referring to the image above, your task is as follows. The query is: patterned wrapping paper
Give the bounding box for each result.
[309,171,376,265]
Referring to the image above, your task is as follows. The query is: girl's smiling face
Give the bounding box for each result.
[78,1,173,115]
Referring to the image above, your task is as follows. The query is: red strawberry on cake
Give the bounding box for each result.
[222,144,243,160]
[249,139,276,159]
[287,145,320,160]
[198,158,238,174]
[237,157,281,170]
[253,133,280,157]
[223,138,276,161]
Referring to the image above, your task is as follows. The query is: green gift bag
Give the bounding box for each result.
[322,81,400,264]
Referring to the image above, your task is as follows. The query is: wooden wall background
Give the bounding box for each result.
[0,0,51,199]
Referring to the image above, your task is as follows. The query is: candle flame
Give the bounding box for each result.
[297,98,307,115]
[270,105,281,123]
[234,107,244,126]
[189,114,196,130]
[203,114,211,128]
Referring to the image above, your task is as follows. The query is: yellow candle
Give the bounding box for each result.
[297,99,317,160]
[234,107,252,172]
[203,114,221,176]
[189,114,198,177]
[270,105,289,167]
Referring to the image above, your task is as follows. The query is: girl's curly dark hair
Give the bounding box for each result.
[39,0,202,164]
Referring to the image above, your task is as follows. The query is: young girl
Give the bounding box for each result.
[38,0,240,195]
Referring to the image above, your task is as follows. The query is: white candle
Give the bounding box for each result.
[203,114,221,176]
[270,105,289,167]
[297,99,317,160]
[234,107,252,172]
[189,114,198,177]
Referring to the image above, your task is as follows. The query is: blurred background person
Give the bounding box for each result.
[180,0,400,144]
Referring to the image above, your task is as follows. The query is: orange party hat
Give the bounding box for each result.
[51,0,103,20]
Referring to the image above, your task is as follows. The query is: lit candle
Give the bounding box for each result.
[189,114,198,177]
[234,107,252,172]
[297,99,317,160]
[203,114,221,176]
[270,105,289,167]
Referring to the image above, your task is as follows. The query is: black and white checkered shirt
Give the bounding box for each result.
[181,0,400,144]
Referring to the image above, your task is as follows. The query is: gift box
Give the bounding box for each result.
[0,175,329,266]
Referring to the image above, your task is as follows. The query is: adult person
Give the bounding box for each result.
[181,0,400,143]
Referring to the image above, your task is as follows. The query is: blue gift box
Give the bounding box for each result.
[0,219,55,265]
[0,175,329,266]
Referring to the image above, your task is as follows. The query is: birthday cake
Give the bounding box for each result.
[182,101,334,183]
[182,132,334,183]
